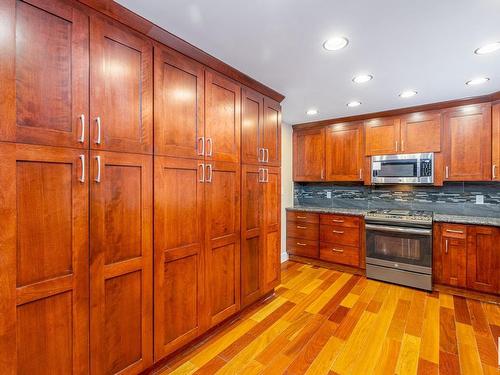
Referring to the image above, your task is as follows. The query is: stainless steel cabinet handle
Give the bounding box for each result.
[264,168,269,183]
[199,163,205,182]
[206,138,213,156]
[332,230,344,234]
[359,169,363,180]
[258,148,263,162]
[296,225,307,229]
[198,137,205,156]
[445,239,449,254]
[332,248,344,253]
[265,148,269,162]
[401,140,405,152]
[296,215,307,219]
[395,140,398,152]
[321,168,324,180]
[445,229,463,234]
[331,219,344,223]
[445,166,449,179]
[94,155,101,182]
[95,117,101,145]
[493,165,497,179]
[206,164,212,182]
[296,242,307,246]
[79,114,85,143]
[258,167,264,182]
[79,154,85,183]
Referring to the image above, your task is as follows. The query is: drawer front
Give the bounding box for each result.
[320,242,359,267]
[286,211,319,224]
[320,214,360,228]
[441,223,467,239]
[287,221,319,241]
[320,225,360,247]
[287,238,319,258]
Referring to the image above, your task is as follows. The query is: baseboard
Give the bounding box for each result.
[280,252,289,263]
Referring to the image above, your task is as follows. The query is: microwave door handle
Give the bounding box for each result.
[365,224,432,236]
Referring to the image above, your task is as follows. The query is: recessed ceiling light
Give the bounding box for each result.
[474,42,500,55]
[347,101,361,108]
[352,74,373,84]
[466,77,490,86]
[323,36,349,51]
[306,109,319,115]
[399,90,418,98]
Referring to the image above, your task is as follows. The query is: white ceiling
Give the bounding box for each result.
[117,0,500,124]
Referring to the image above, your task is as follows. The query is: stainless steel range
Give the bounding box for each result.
[365,209,433,291]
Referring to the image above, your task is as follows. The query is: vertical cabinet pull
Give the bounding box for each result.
[79,114,85,143]
[401,140,405,152]
[95,117,102,145]
[198,163,205,182]
[445,166,449,179]
[206,138,213,156]
[94,155,101,183]
[265,148,269,162]
[445,239,449,254]
[395,140,398,152]
[258,148,263,162]
[79,154,85,183]
[198,137,205,156]
[258,167,264,182]
[206,164,212,183]
[359,169,363,180]
[493,165,497,179]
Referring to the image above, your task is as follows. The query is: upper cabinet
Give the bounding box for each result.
[400,112,441,153]
[263,98,282,166]
[493,103,500,181]
[154,46,204,159]
[364,117,401,155]
[293,127,325,181]
[325,122,364,181]
[0,0,89,149]
[443,103,491,181]
[90,16,153,154]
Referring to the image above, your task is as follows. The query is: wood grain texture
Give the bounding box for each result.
[492,102,499,181]
[364,117,401,155]
[400,111,442,153]
[325,122,364,181]
[293,127,325,181]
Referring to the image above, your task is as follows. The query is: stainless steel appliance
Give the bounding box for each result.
[365,209,433,291]
[371,152,433,184]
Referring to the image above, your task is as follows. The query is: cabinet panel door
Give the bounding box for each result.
[325,122,363,181]
[241,165,263,306]
[0,0,89,148]
[364,118,400,155]
[443,104,492,181]
[293,128,325,181]
[205,71,241,162]
[90,151,153,375]
[241,88,264,165]
[400,112,441,153]
[90,16,153,154]
[263,98,282,166]
[467,226,499,294]
[205,162,240,326]
[154,46,204,159]
[0,144,89,375]
[493,103,500,181]
[440,236,467,288]
[154,157,205,359]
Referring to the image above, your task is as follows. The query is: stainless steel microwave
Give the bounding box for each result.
[371,153,434,184]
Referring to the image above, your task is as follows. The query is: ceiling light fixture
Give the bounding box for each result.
[306,109,319,115]
[399,90,418,98]
[352,74,373,84]
[465,77,490,86]
[323,36,349,51]
[347,101,361,108]
[474,42,500,55]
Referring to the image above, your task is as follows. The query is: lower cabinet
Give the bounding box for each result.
[433,223,467,288]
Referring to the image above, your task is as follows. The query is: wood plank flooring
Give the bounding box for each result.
[156,261,500,375]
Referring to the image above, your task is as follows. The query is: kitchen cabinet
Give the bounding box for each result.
[442,103,492,181]
[493,103,500,181]
[436,224,467,288]
[0,143,89,375]
[263,98,282,166]
[325,122,364,181]
[400,112,441,153]
[90,16,153,154]
[90,151,153,375]
[364,117,401,155]
[466,226,499,294]
[0,0,89,149]
[241,89,264,164]
[154,46,204,159]
[293,127,325,181]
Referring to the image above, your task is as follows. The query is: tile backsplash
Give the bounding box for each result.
[294,182,500,217]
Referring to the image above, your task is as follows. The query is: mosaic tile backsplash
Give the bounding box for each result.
[294,182,500,217]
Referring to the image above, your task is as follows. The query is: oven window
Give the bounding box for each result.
[378,161,417,177]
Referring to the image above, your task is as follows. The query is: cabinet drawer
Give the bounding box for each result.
[320,214,360,228]
[320,242,359,267]
[286,211,319,224]
[287,238,319,258]
[287,221,319,240]
[320,225,360,246]
[441,224,467,239]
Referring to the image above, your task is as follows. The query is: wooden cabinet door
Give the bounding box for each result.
[467,226,499,294]
[241,88,264,165]
[440,235,467,288]
[205,71,241,162]
[293,127,325,181]
[364,118,401,155]
[241,165,263,306]
[205,161,241,326]
[0,0,89,148]
[154,46,204,159]
[443,104,492,181]
[0,143,89,375]
[154,156,205,359]
[262,167,281,293]
[90,151,153,375]
[400,112,441,153]
[493,103,500,181]
[90,16,153,154]
[263,97,282,166]
[325,122,363,181]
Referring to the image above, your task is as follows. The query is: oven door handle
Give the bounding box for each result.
[365,223,432,236]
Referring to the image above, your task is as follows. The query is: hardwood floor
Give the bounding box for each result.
[156,261,500,375]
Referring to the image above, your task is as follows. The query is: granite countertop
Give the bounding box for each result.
[286,206,500,227]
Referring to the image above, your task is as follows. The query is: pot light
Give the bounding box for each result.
[306,109,319,115]
[352,74,373,84]
[474,42,500,55]
[399,90,418,98]
[466,77,490,86]
[323,36,349,51]
[347,101,361,108]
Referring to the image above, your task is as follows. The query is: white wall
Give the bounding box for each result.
[281,122,293,262]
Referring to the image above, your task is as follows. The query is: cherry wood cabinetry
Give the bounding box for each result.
[241,89,264,164]
[466,226,499,294]
[433,223,467,288]
[0,143,89,375]
[364,117,401,155]
[400,112,441,153]
[263,98,282,166]
[90,16,153,154]
[325,122,364,181]
[493,103,500,181]
[90,151,153,374]
[442,103,492,181]
[293,128,325,181]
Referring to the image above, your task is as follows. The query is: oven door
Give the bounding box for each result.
[365,223,432,273]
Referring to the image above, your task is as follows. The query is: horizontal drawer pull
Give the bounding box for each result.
[296,215,307,219]
[332,230,344,234]
[296,242,307,246]
[331,219,344,223]
[445,229,463,234]
[296,225,307,229]
[331,248,344,253]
